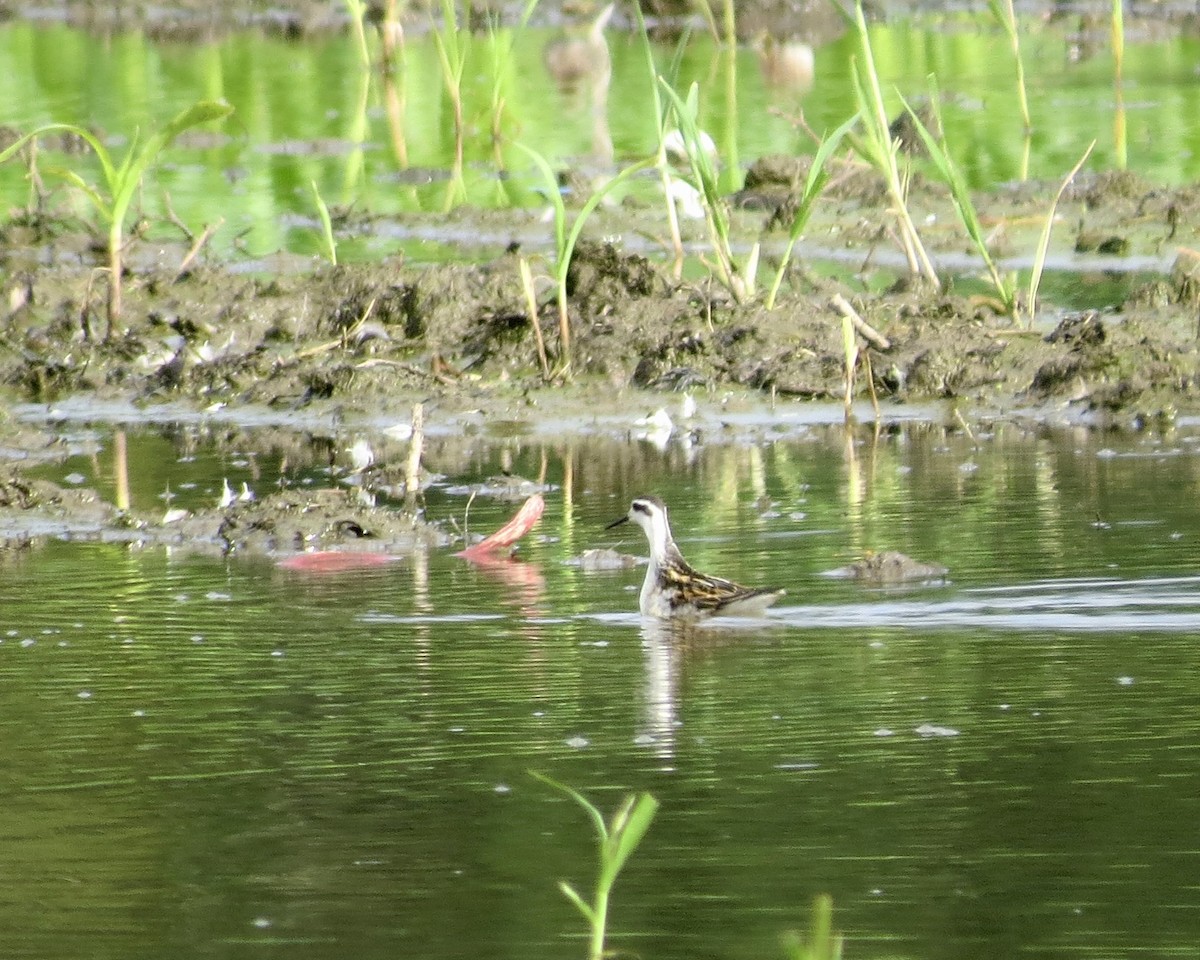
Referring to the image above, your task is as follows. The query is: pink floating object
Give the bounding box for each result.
[277,551,397,572]
[455,494,545,561]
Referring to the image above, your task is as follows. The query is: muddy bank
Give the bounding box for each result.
[2,164,1199,423]
[3,158,1200,555]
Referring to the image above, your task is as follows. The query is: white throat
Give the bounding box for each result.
[632,504,675,567]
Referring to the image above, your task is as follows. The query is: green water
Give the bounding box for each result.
[3,417,1200,959]
[1,17,1198,262]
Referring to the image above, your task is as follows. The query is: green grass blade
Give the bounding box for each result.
[110,101,235,243]
[899,87,1013,313]
[561,156,656,275]
[159,99,235,143]
[58,169,109,217]
[0,124,116,193]
[530,770,609,843]
[1028,140,1095,322]
[782,895,843,960]
[558,880,596,923]
[310,180,337,265]
[659,81,721,209]
[512,142,567,255]
[598,792,658,889]
[766,112,859,309]
[800,114,859,206]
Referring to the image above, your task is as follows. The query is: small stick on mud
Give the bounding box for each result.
[355,357,458,386]
[162,190,195,243]
[285,339,342,364]
[404,402,424,514]
[831,293,891,351]
[174,217,225,282]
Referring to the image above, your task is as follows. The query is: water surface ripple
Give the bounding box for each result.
[3,421,1200,960]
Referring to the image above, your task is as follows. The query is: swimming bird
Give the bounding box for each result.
[606,495,784,620]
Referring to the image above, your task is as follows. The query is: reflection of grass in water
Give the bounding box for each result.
[985,0,1032,179]
[1111,0,1127,169]
[485,0,540,175]
[341,0,371,67]
[986,0,1031,135]
[430,0,470,207]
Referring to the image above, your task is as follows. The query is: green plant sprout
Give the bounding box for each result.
[658,79,758,302]
[515,143,655,376]
[310,180,338,265]
[0,99,234,339]
[845,0,938,288]
[1111,0,1125,83]
[900,86,1016,319]
[531,772,659,960]
[781,895,844,960]
[765,112,860,310]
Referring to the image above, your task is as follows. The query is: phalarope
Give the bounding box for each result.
[606,495,784,620]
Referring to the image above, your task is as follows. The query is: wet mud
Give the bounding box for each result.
[3,162,1199,419]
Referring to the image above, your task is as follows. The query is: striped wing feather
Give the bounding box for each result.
[660,556,783,615]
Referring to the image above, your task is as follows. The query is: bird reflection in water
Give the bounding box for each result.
[542,3,615,161]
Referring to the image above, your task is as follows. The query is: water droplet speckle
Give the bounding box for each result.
[914,723,959,737]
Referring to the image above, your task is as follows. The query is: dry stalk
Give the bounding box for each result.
[404,402,424,514]
[519,256,551,378]
[174,217,224,281]
[831,293,891,350]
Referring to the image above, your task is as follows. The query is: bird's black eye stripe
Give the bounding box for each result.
[632,501,651,515]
